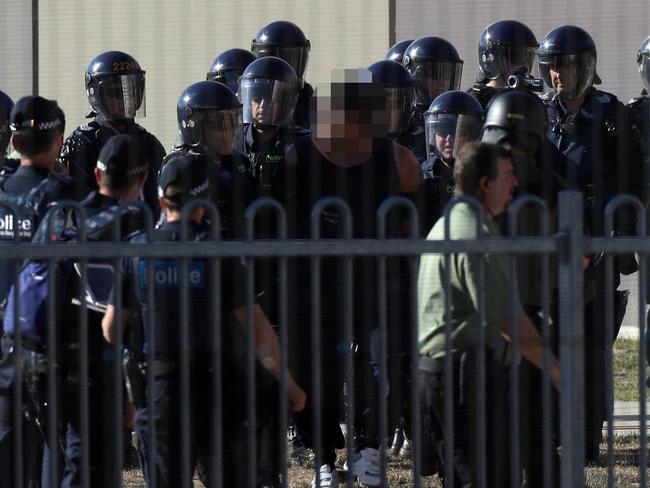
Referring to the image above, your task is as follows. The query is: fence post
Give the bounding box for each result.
[557,191,585,487]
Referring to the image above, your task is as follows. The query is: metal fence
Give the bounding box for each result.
[1,190,649,488]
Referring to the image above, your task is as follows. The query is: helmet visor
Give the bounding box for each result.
[406,60,463,107]
[239,78,299,127]
[96,74,145,120]
[207,70,242,95]
[385,85,414,136]
[251,44,309,80]
[537,52,596,101]
[424,112,482,160]
[501,45,537,76]
[639,52,650,92]
[197,107,242,157]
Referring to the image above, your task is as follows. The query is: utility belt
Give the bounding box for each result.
[418,346,508,375]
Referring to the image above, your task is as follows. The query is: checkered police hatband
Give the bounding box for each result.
[190,179,210,196]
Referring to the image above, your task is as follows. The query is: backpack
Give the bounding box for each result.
[2,203,135,350]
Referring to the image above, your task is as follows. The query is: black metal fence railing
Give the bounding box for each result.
[1,190,648,488]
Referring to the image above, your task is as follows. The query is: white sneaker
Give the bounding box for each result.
[311,464,339,488]
[344,447,382,486]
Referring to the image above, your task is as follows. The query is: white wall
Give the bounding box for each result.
[37,0,390,150]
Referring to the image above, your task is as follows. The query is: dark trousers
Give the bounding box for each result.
[418,351,511,488]
[0,334,45,488]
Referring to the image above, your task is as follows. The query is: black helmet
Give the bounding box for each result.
[177,81,242,157]
[85,51,146,121]
[536,25,599,101]
[637,36,650,92]
[481,90,547,156]
[402,37,463,108]
[239,57,300,128]
[206,48,256,94]
[251,20,310,80]
[0,91,14,156]
[368,60,414,136]
[478,20,538,81]
[385,39,414,64]
[424,90,484,161]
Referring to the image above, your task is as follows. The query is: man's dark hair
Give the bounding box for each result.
[453,141,512,198]
[12,106,65,157]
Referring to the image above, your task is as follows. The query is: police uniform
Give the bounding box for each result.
[59,115,165,212]
[294,81,314,130]
[397,108,427,162]
[417,151,455,234]
[467,81,503,109]
[543,87,640,460]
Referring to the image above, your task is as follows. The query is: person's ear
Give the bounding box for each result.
[94,167,103,187]
[479,175,491,195]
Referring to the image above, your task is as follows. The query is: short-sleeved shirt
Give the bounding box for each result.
[113,220,246,361]
[417,203,520,360]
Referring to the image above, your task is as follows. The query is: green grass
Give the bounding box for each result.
[614,339,649,401]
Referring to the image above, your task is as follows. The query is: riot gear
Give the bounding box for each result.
[85,51,146,121]
[637,36,650,93]
[239,57,300,128]
[367,60,415,136]
[0,91,14,157]
[402,37,463,108]
[251,20,310,81]
[482,90,546,155]
[176,81,242,158]
[206,48,256,94]
[424,90,483,160]
[537,25,599,102]
[478,20,538,81]
[385,39,414,64]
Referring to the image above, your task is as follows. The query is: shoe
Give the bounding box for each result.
[399,437,412,459]
[344,447,382,487]
[311,464,339,488]
[388,428,404,457]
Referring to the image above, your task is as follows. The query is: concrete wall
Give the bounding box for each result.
[395,0,650,104]
[0,0,33,102]
[33,0,389,149]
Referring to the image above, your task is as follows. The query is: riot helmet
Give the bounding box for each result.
[385,39,414,64]
[481,90,547,156]
[536,25,599,102]
[0,91,14,156]
[85,51,146,121]
[251,20,310,81]
[637,36,650,92]
[177,81,242,159]
[239,56,301,128]
[424,90,484,161]
[402,37,463,108]
[206,48,256,94]
[478,20,538,81]
[368,60,415,136]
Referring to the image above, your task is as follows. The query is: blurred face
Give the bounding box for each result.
[483,157,518,216]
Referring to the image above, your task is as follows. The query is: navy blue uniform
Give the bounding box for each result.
[467,81,504,109]
[542,87,641,460]
[115,220,278,486]
[417,152,455,235]
[165,146,256,239]
[294,82,314,130]
[59,116,165,214]
[397,108,427,162]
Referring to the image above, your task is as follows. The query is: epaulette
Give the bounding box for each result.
[627,95,649,108]
[540,91,555,102]
[595,91,614,104]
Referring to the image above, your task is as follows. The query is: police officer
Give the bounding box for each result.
[59,51,166,214]
[206,48,257,95]
[537,24,640,463]
[234,56,309,201]
[385,39,414,64]
[418,89,484,232]
[251,20,313,130]
[172,80,255,238]
[102,152,305,487]
[468,20,540,108]
[32,134,148,488]
[400,36,464,161]
[481,89,561,487]
[367,60,415,140]
[0,90,18,172]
